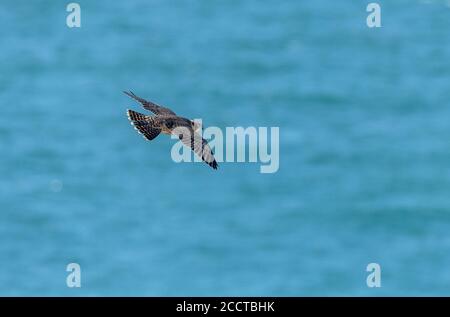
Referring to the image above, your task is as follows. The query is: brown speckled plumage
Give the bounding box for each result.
[125,91,218,170]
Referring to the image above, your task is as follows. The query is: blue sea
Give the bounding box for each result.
[1,0,450,296]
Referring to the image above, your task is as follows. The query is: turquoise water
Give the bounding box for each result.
[1,0,450,295]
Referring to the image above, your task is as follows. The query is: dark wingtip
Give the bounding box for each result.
[210,160,218,170]
[123,90,136,98]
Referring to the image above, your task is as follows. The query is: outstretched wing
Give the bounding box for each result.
[176,127,218,170]
[127,109,161,141]
[124,91,176,116]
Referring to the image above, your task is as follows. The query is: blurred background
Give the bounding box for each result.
[0,0,450,296]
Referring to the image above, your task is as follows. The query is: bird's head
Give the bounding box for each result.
[191,120,202,132]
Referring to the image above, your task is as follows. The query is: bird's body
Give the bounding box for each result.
[125,91,218,169]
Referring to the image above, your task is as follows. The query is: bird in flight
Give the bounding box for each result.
[125,91,218,169]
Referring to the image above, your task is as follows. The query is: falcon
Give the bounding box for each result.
[125,91,218,169]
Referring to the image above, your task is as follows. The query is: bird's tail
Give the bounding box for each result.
[126,109,161,141]
[127,109,147,122]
